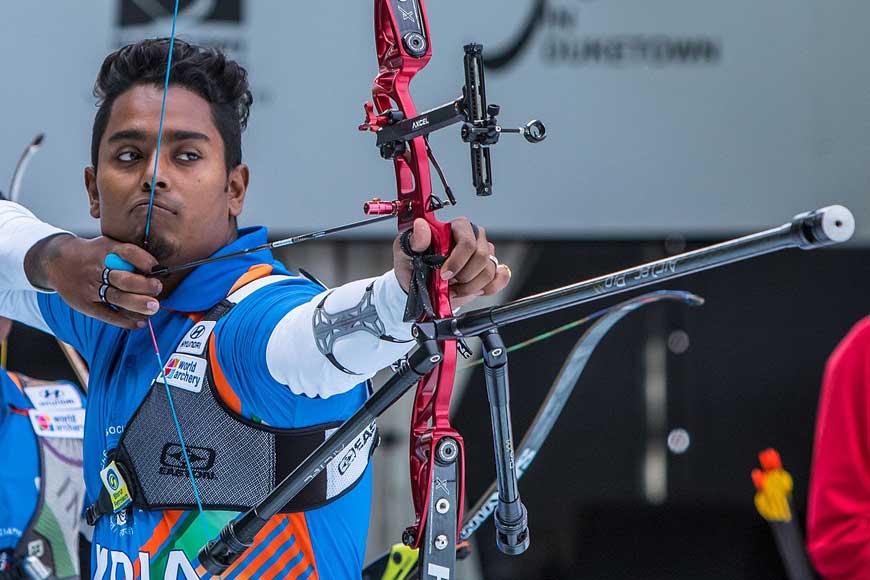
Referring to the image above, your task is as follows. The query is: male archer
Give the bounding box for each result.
[0,39,509,579]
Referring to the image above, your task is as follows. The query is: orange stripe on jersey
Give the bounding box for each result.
[218,517,281,578]
[282,514,319,580]
[206,263,277,416]
[186,312,205,323]
[229,264,274,294]
[258,542,303,580]
[282,552,313,580]
[133,510,185,579]
[7,372,23,392]
[223,516,296,580]
[208,335,242,415]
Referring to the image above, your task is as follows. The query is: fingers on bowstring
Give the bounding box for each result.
[98,242,162,318]
[112,243,159,273]
[101,286,160,318]
[107,269,163,297]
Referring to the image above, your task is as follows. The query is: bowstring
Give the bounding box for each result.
[143,0,207,523]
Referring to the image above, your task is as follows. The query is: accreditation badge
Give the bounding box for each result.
[100,461,132,512]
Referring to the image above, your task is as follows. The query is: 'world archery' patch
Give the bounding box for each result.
[27,409,85,439]
[156,354,206,393]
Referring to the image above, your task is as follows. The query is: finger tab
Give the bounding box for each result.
[104,253,136,272]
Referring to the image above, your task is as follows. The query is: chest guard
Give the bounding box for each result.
[86,275,377,524]
[2,375,85,580]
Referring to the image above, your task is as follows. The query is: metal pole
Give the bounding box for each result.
[436,206,854,339]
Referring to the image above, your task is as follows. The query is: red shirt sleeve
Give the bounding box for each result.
[808,316,870,578]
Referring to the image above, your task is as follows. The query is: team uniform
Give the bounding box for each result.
[0,203,416,580]
[807,316,870,579]
[0,370,85,580]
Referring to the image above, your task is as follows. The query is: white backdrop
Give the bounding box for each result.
[1,0,867,242]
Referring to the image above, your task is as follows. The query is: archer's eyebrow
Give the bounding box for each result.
[106,129,211,144]
[165,130,211,143]
[107,129,148,144]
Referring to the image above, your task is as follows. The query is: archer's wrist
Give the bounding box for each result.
[25,233,77,292]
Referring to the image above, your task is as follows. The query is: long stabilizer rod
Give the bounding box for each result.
[434,205,855,339]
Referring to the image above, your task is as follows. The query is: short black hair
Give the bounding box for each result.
[91,38,253,173]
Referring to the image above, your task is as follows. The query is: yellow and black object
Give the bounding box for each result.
[363,541,471,580]
[751,448,816,580]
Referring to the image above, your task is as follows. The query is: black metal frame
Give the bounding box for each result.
[362,289,704,579]
[373,44,545,197]
[198,205,854,574]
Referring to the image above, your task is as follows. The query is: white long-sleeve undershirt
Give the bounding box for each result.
[0,201,68,332]
[263,271,415,398]
[0,201,69,291]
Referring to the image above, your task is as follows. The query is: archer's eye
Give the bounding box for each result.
[177,151,202,162]
[117,151,141,162]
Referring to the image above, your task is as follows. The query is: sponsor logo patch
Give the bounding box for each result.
[24,383,82,410]
[338,421,377,475]
[159,443,217,480]
[176,321,215,355]
[28,409,85,439]
[156,354,206,393]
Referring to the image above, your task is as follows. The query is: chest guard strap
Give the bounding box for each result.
[86,274,377,524]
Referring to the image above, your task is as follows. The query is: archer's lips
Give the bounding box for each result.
[132,200,178,216]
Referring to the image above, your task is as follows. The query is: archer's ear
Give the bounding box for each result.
[84,166,101,219]
[226,163,249,219]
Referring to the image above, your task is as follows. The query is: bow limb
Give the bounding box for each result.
[57,340,90,391]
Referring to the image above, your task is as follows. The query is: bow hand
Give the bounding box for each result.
[393,217,510,314]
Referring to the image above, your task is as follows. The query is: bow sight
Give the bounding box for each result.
[360,43,546,206]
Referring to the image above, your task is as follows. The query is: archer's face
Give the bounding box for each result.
[85,84,248,265]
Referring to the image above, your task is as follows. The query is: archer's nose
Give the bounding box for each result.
[142,178,169,193]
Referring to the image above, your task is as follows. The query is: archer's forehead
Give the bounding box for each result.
[102,84,220,146]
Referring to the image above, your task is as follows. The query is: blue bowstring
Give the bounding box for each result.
[143,0,180,246]
[143,0,207,524]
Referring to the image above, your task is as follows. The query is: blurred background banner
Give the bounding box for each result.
[2,0,868,241]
